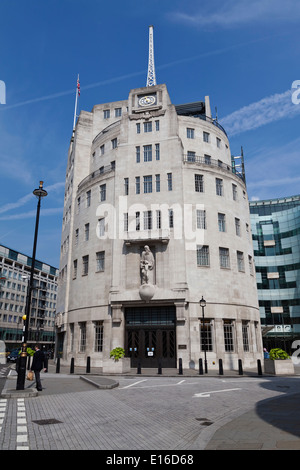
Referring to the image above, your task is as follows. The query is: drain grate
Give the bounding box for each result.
[32,419,62,426]
[195,418,213,426]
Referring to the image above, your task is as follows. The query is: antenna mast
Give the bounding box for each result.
[146,25,156,87]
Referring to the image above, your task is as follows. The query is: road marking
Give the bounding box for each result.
[121,379,148,389]
[16,398,29,450]
[177,380,185,385]
[194,388,242,398]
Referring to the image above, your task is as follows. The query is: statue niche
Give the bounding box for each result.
[139,245,155,302]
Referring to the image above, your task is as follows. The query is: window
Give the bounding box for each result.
[169,209,174,228]
[79,322,86,352]
[155,120,160,131]
[135,176,140,194]
[155,174,160,192]
[144,121,152,133]
[77,196,81,213]
[156,210,161,229]
[143,145,152,162]
[124,177,129,195]
[85,223,89,241]
[235,218,241,236]
[187,128,195,139]
[82,255,89,276]
[155,143,160,160]
[232,184,237,201]
[136,212,140,231]
[195,174,204,192]
[223,321,234,352]
[200,320,213,351]
[136,123,141,134]
[143,210,152,230]
[216,178,223,196]
[73,260,77,279]
[203,131,210,143]
[197,245,210,266]
[143,175,152,193]
[96,251,105,272]
[242,321,250,352]
[103,109,110,119]
[216,137,221,148]
[100,144,105,155]
[219,247,230,268]
[204,154,211,165]
[124,213,128,231]
[98,218,105,237]
[167,173,172,191]
[86,190,91,207]
[248,255,254,275]
[237,251,244,272]
[111,138,117,149]
[196,210,206,229]
[100,184,106,201]
[136,146,140,163]
[187,151,195,162]
[218,213,226,232]
[115,107,122,117]
[75,229,79,246]
[94,321,103,352]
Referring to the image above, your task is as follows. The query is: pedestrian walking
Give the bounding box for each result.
[31,344,47,391]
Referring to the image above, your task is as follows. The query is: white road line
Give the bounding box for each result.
[0,399,7,433]
[121,379,148,389]
[193,388,242,398]
[177,380,186,385]
[16,398,29,450]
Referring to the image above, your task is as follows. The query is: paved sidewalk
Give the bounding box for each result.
[1,362,300,450]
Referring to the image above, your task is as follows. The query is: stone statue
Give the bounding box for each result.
[140,245,154,284]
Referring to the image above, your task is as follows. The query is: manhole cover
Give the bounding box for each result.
[32,419,62,425]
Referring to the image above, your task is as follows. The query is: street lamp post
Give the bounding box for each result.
[16,182,47,390]
[199,296,207,374]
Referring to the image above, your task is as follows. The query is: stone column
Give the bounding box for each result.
[111,303,125,350]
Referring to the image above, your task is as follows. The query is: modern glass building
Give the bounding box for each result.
[0,244,58,350]
[250,195,300,353]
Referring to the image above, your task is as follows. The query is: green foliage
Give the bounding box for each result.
[269,348,290,360]
[110,347,125,362]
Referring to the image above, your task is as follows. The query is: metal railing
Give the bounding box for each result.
[183,154,245,182]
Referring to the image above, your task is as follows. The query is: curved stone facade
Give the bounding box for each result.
[56,84,263,370]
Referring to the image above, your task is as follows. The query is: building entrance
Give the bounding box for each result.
[125,306,176,368]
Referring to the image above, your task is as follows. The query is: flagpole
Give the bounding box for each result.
[73,74,80,132]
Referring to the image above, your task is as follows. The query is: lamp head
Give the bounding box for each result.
[199,296,206,308]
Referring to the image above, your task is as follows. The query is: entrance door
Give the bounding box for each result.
[125,306,176,368]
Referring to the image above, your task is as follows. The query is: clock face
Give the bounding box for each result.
[138,95,156,107]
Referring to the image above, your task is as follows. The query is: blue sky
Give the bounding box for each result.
[0,0,300,269]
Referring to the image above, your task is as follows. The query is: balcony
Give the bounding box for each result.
[183,154,245,182]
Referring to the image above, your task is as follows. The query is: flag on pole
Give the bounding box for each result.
[77,76,80,96]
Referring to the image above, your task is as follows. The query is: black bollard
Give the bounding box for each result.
[219,358,224,375]
[238,359,243,375]
[27,355,31,370]
[199,358,203,375]
[179,358,183,375]
[257,359,262,376]
[158,358,162,375]
[137,361,141,374]
[70,357,74,374]
[86,356,91,373]
[56,357,60,373]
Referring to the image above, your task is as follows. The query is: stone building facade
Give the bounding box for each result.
[56,83,263,370]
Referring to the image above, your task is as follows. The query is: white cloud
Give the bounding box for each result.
[169,0,300,28]
[220,89,300,136]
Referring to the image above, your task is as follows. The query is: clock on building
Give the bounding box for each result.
[138,94,156,107]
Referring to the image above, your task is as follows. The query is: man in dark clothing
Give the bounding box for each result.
[31,344,47,391]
